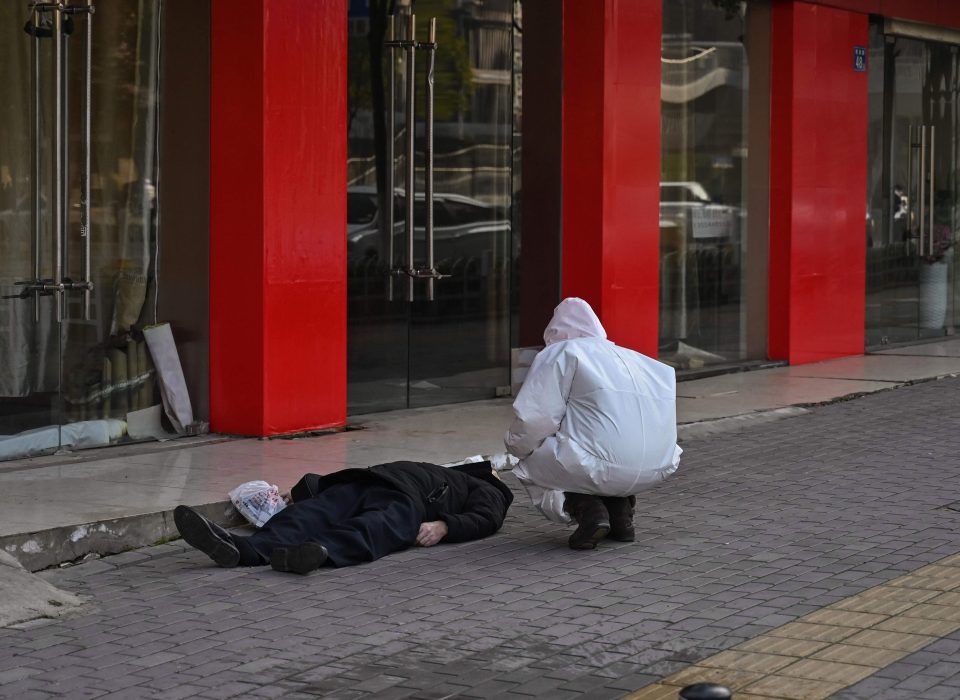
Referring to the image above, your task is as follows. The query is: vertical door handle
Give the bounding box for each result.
[30,6,43,322]
[386,15,396,302]
[404,13,416,303]
[80,0,95,321]
[383,14,445,303]
[906,123,914,248]
[928,125,935,258]
[424,18,437,302]
[919,125,927,258]
[53,5,64,322]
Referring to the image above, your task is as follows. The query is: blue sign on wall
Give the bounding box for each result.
[854,46,867,72]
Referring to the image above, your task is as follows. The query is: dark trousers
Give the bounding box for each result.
[233,481,420,568]
[563,492,634,517]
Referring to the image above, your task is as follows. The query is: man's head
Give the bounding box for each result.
[543,297,607,345]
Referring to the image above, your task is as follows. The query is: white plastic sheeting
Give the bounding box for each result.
[0,419,127,461]
[144,323,194,434]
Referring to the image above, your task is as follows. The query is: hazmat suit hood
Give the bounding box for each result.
[542,298,607,345]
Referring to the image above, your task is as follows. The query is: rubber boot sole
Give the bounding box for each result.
[270,543,329,575]
[173,505,240,568]
[568,521,611,550]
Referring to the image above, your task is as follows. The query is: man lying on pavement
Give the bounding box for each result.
[173,460,513,575]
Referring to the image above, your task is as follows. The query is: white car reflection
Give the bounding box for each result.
[659,181,742,243]
[348,186,510,265]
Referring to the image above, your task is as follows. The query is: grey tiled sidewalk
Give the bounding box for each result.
[4,377,960,698]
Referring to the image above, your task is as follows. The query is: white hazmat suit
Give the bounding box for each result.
[505,298,682,523]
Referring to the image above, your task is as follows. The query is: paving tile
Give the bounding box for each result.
[844,629,938,652]
[767,622,859,643]
[735,636,830,657]
[801,609,887,629]
[742,675,847,700]
[698,650,795,674]
[873,616,960,637]
[901,603,960,622]
[775,658,876,684]
[810,644,907,667]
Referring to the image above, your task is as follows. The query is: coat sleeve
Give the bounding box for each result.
[438,484,508,543]
[504,346,576,459]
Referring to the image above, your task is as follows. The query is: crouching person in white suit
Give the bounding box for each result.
[505,298,682,550]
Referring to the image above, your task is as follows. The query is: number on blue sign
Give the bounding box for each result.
[854,46,867,72]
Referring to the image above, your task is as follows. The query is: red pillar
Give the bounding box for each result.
[210,0,347,435]
[561,0,662,357]
[768,1,868,364]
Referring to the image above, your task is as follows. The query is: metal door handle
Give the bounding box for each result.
[919,125,927,258]
[30,5,43,322]
[80,0,95,320]
[386,15,396,302]
[385,13,445,303]
[23,1,96,322]
[424,18,436,301]
[928,124,935,257]
[403,13,415,303]
[54,4,63,322]
[906,124,914,249]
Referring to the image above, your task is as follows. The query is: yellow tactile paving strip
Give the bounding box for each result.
[623,553,960,700]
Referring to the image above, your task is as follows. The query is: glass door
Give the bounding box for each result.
[866,27,960,346]
[0,1,162,461]
[659,0,756,370]
[347,0,516,413]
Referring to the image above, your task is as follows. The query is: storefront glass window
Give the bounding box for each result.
[660,0,753,369]
[0,2,162,459]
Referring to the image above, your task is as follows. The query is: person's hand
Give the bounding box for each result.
[1,166,11,190]
[416,520,448,547]
[280,490,292,505]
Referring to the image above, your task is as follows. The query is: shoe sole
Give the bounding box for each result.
[271,543,328,575]
[173,505,240,568]
[569,523,611,550]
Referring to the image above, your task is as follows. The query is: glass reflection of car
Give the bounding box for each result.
[659,182,742,243]
[347,186,510,265]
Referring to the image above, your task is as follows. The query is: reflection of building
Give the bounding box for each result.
[3,0,960,461]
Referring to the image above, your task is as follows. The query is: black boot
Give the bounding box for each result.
[270,543,329,575]
[564,493,610,550]
[173,505,240,567]
[602,496,636,542]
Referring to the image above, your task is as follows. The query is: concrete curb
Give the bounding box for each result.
[1,501,244,573]
[678,406,811,440]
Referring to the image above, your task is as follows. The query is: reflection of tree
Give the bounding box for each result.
[364,0,393,257]
[712,0,744,20]
[415,0,474,122]
[349,0,475,257]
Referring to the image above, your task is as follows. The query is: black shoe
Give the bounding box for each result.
[564,494,610,550]
[173,505,240,568]
[270,543,328,575]
[603,496,636,542]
